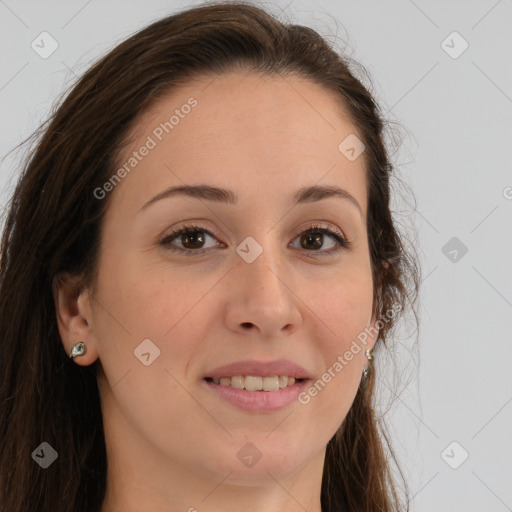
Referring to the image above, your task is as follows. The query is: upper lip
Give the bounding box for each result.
[205,359,312,379]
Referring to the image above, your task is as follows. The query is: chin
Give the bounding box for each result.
[205,444,310,484]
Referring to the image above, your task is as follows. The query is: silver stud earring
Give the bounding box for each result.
[363,348,374,377]
[69,341,87,359]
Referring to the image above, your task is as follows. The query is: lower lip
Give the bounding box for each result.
[203,379,310,412]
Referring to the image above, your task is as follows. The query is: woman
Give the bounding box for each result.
[0,2,420,511]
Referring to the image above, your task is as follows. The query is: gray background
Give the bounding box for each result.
[1,1,511,510]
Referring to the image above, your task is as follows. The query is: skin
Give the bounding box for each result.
[54,70,380,512]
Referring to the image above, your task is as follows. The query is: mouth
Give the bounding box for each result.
[204,375,307,392]
[202,359,312,411]
[203,375,310,412]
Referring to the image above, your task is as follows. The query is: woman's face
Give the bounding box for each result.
[71,71,379,488]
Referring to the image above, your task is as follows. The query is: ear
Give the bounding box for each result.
[52,272,99,366]
[367,311,380,353]
[363,281,386,370]
[359,310,380,374]
[366,259,390,354]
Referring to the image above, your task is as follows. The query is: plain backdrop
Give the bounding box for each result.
[1,1,511,511]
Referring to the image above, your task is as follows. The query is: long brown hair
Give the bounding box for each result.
[0,2,420,510]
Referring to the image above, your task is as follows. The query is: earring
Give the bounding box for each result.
[69,341,87,359]
[363,348,374,377]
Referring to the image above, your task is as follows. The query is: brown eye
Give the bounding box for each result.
[160,225,221,254]
[290,226,349,256]
[160,223,349,257]
[177,229,206,249]
[300,231,323,250]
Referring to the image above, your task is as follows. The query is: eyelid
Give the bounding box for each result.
[159,222,224,249]
[292,221,346,241]
[162,220,346,242]
[161,218,221,236]
[159,221,350,256]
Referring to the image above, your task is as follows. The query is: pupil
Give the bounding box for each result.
[302,232,322,250]
[183,230,204,249]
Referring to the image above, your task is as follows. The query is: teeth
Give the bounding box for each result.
[212,375,298,391]
[245,376,263,391]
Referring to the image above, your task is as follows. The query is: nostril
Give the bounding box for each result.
[241,322,253,328]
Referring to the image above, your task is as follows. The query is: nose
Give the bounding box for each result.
[224,240,303,338]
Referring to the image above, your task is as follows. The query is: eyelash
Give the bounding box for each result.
[159,223,351,257]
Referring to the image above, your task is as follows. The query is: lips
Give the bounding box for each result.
[204,358,312,380]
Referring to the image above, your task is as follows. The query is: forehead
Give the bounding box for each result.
[112,71,367,214]
[132,70,360,148]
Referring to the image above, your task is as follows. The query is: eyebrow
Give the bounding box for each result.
[137,184,364,219]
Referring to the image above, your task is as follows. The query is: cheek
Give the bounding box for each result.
[308,266,374,344]
[98,259,209,338]
[93,266,212,459]
[92,260,211,402]
[301,269,374,409]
